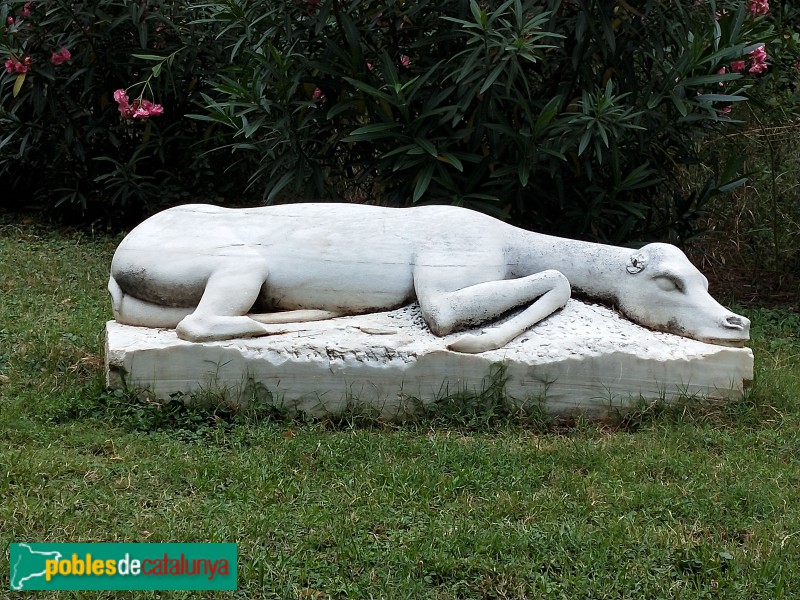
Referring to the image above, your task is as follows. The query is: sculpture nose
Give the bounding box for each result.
[724,315,750,331]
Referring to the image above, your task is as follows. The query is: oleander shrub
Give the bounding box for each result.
[0,0,251,222]
[192,0,778,242]
[1,0,791,241]
[698,2,800,289]
[744,1,800,115]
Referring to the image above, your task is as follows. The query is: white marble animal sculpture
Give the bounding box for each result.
[109,204,750,353]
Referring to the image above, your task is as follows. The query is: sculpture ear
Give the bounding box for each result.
[626,250,648,274]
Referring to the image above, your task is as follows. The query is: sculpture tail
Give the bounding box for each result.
[108,276,123,319]
[108,275,192,327]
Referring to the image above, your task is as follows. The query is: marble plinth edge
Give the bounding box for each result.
[105,301,754,419]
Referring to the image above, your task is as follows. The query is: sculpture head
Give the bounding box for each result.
[616,243,749,347]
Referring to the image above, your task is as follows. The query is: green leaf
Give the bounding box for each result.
[342,77,393,103]
[240,114,262,138]
[681,73,735,87]
[382,144,418,159]
[451,47,482,85]
[597,125,609,148]
[340,12,362,61]
[266,172,294,203]
[670,93,688,117]
[413,163,434,202]
[618,163,662,192]
[480,61,507,95]
[701,44,748,66]
[469,0,483,27]
[718,177,748,193]
[415,137,437,157]
[646,93,663,110]
[695,93,746,103]
[12,73,25,98]
[729,4,746,44]
[578,130,592,156]
[534,96,562,132]
[437,153,464,172]
[131,53,165,61]
[341,123,400,142]
[519,162,530,187]
[617,200,647,219]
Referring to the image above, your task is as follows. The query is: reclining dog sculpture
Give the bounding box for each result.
[109,204,750,353]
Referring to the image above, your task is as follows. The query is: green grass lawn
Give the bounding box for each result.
[2,223,800,599]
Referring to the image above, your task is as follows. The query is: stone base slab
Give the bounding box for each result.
[105,301,754,418]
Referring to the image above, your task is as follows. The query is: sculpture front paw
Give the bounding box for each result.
[447,332,499,354]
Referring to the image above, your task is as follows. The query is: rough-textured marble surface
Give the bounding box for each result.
[106,300,754,418]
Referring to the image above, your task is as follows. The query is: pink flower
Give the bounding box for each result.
[113,89,130,114]
[22,2,33,17]
[730,60,746,73]
[7,17,14,25]
[114,89,164,119]
[312,87,326,102]
[748,0,769,16]
[50,47,71,66]
[5,56,30,74]
[748,45,768,74]
[750,45,767,62]
[717,66,726,85]
[366,62,373,71]
[718,106,732,115]
[400,55,410,68]
[132,98,163,118]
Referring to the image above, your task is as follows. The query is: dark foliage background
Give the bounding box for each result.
[1,0,796,242]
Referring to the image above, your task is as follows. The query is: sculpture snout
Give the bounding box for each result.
[697,311,750,346]
[724,315,750,332]
[676,310,750,347]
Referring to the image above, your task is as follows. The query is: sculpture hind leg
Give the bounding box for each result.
[414,266,571,353]
[111,263,342,341]
[175,259,271,342]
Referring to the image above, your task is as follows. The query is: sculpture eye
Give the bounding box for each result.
[655,276,682,292]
